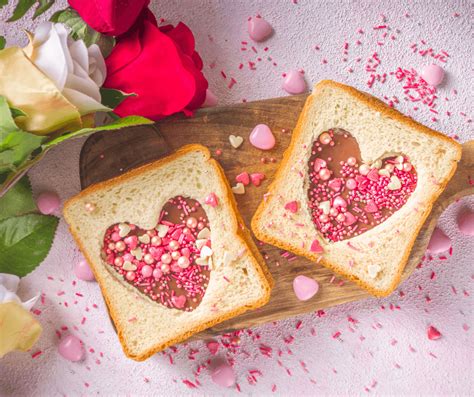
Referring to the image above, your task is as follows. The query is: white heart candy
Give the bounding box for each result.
[118,223,130,237]
[122,261,137,271]
[387,175,401,190]
[156,224,169,238]
[232,183,245,195]
[200,245,213,258]
[197,227,210,239]
[318,200,330,215]
[229,135,244,149]
[196,239,208,250]
[138,234,150,244]
[130,247,143,260]
[367,264,381,279]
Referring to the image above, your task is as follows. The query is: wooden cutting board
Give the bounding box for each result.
[80,94,474,339]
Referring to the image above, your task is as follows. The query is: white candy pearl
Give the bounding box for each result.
[161,253,172,264]
[177,256,190,268]
[169,240,180,251]
[151,236,161,246]
[171,251,181,260]
[186,217,198,229]
[115,241,126,252]
[144,254,154,264]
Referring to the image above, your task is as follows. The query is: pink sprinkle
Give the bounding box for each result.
[182,379,197,389]
[427,325,442,340]
[31,350,42,359]
[332,331,341,339]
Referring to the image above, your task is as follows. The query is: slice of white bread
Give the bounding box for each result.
[252,80,461,297]
[64,145,273,361]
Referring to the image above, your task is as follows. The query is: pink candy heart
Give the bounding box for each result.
[427,325,442,340]
[427,227,451,254]
[310,239,324,253]
[249,124,276,150]
[207,340,220,355]
[235,172,250,186]
[205,192,219,207]
[457,210,474,235]
[211,363,236,388]
[74,259,95,281]
[284,201,299,214]
[282,70,307,95]
[250,173,265,186]
[293,275,319,301]
[172,295,186,309]
[247,16,273,42]
[58,334,84,362]
[36,191,60,215]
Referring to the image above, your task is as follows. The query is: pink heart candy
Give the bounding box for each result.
[202,89,218,107]
[313,158,327,172]
[205,192,219,207]
[247,16,273,42]
[427,227,451,254]
[74,259,95,281]
[332,196,347,209]
[249,124,276,150]
[310,239,324,253]
[250,173,265,186]
[457,210,474,235]
[343,212,357,226]
[365,199,378,213]
[293,275,319,301]
[211,363,236,387]
[421,64,444,86]
[207,340,219,355]
[284,201,299,214]
[58,334,85,362]
[328,178,342,192]
[36,191,60,215]
[235,172,250,186]
[172,295,186,309]
[282,70,307,95]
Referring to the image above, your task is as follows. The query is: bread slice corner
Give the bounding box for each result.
[252,80,461,297]
[64,144,273,360]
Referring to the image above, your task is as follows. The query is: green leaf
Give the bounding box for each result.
[0,97,44,169]
[10,106,27,118]
[51,8,115,56]
[0,0,8,9]
[43,116,153,149]
[0,36,6,50]
[0,176,36,221]
[7,0,36,22]
[33,0,55,19]
[0,213,58,276]
[100,88,136,109]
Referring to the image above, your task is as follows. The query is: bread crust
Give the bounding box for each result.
[251,80,462,297]
[64,144,273,361]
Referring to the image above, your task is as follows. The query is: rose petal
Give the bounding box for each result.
[62,87,109,116]
[87,44,107,86]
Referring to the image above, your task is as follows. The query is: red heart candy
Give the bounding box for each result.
[235,172,250,186]
[250,173,265,186]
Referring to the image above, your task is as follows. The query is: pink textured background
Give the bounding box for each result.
[1,0,473,395]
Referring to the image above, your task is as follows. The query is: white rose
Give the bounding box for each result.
[0,273,38,311]
[24,22,109,116]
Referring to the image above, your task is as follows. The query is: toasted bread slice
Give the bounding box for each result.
[64,144,273,361]
[252,80,461,297]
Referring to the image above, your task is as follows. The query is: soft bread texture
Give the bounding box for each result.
[252,80,461,297]
[64,145,273,361]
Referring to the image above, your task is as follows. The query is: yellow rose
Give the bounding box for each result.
[0,22,108,135]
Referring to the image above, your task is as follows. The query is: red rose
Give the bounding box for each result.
[68,0,149,36]
[103,10,208,119]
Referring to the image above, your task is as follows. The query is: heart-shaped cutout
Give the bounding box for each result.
[306,129,417,242]
[102,196,211,311]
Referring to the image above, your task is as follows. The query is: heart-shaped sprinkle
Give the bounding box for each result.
[102,197,211,312]
[284,201,299,213]
[211,363,236,387]
[202,89,218,107]
[427,325,442,340]
[58,334,84,362]
[247,15,273,42]
[458,210,474,235]
[282,70,307,95]
[74,259,95,281]
[229,135,244,149]
[249,124,276,150]
[367,264,381,279]
[427,227,451,253]
[293,275,319,301]
[235,172,250,186]
[250,172,265,186]
[207,340,219,355]
[310,239,324,253]
[205,192,219,208]
[232,183,245,195]
[307,129,417,242]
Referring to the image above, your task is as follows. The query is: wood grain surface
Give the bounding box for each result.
[80,94,474,339]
